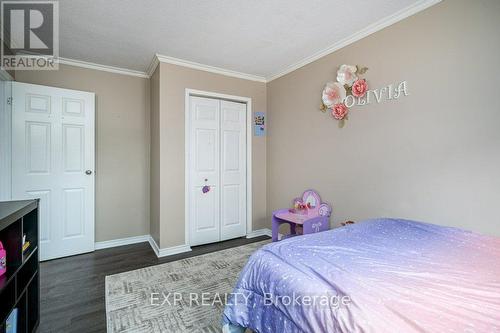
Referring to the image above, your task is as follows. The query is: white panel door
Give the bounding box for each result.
[188,96,247,246]
[11,82,95,261]
[220,100,247,241]
[189,96,220,246]
[0,80,12,201]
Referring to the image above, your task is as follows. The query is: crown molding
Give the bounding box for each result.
[58,57,149,78]
[146,54,160,77]
[152,53,267,83]
[266,0,442,82]
[35,0,439,82]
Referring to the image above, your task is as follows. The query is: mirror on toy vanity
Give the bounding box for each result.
[302,190,321,209]
[305,195,317,208]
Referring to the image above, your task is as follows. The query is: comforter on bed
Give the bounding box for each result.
[222,218,500,333]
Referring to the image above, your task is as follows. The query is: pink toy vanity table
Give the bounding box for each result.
[272,190,332,242]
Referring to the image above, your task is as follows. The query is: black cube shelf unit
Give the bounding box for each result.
[0,200,39,333]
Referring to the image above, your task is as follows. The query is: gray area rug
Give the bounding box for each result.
[105,240,268,332]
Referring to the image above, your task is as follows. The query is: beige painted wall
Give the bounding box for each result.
[154,62,267,248]
[150,67,160,245]
[267,0,500,236]
[12,0,499,246]
[16,64,150,242]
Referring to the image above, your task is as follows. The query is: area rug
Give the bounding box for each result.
[105,240,268,333]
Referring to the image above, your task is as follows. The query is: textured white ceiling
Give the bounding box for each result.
[58,0,429,78]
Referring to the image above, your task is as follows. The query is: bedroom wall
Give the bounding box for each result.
[16,64,151,242]
[150,66,161,245]
[267,0,500,236]
[154,62,267,248]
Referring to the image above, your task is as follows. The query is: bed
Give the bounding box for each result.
[222,218,500,332]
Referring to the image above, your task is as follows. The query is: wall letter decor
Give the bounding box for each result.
[320,64,409,128]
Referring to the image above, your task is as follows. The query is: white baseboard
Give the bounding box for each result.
[148,236,160,256]
[95,235,191,258]
[96,231,271,258]
[148,236,192,258]
[94,234,150,250]
[158,244,192,257]
[246,228,272,238]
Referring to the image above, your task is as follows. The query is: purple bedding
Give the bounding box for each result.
[222,218,500,332]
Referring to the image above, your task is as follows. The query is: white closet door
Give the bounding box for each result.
[11,82,95,261]
[189,96,221,246]
[219,100,247,241]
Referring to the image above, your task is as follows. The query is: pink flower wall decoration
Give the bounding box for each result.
[321,82,346,107]
[332,103,348,120]
[337,65,358,86]
[320,64,368,128]
[352,79,368,97]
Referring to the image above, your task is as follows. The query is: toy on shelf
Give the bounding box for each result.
[272,190,332,242]
[0,241,6,277]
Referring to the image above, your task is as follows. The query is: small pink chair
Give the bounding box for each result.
[272,190,332,242]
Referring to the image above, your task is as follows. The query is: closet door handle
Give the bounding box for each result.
[85,170,93,175]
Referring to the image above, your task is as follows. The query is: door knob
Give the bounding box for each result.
[85,170,92,175]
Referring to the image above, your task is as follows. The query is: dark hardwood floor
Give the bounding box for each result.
[39,236,269,333]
